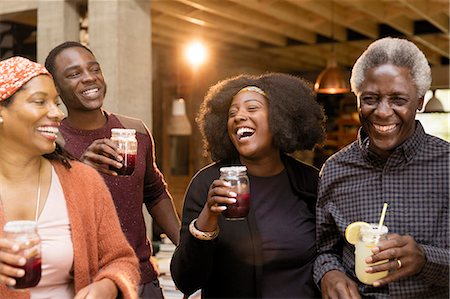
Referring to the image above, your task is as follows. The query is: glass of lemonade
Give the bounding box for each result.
[354,224,389,284]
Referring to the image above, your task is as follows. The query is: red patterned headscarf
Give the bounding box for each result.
[0,56,51,101]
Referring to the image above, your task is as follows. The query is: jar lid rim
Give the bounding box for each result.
[360,224,388,234]
[220,166,247,173]
[111,128,136,134]
[4,220,37,232]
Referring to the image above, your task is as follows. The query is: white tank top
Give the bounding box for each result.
[30,166,74,299]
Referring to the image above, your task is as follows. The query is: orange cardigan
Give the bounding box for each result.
[0,161,140,299]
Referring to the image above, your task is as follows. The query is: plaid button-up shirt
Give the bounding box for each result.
[314,121,449,298]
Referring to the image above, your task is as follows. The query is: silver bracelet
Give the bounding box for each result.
[189,218,219,241]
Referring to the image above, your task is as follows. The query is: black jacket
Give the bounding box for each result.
[170,154,319,298]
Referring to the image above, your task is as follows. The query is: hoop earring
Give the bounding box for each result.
[0,117,3,124]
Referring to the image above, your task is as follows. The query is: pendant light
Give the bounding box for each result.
[424,90,445,113]
[314,1,350,94]
[167,98,192,136]
[168,54,192,136]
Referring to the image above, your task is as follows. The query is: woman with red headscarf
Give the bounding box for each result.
[0,56,139,299]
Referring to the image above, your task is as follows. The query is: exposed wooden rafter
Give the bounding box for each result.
[151,0,449,71]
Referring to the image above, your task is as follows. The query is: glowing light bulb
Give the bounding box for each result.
[185,41,207,68]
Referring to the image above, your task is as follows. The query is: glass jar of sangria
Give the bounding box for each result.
[3,220,42,289]
[219,166,250,220]
[110,128,137,176]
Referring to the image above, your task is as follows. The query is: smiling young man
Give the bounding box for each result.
[314,37,449,298]
[44,42,180,298]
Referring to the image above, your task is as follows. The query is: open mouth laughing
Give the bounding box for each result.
[37,126,59,139]
[82,87,100,98]
[236,127,255,140]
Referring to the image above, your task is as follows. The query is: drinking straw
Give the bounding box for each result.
[377,203,388,231]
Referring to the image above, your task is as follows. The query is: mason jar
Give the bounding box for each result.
[354,224,389,284]
[219,166,250,220]
[3,220,42,289]
[110,128,137,176]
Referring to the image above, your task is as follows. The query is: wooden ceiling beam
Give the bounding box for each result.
[300,44,357,67]
[440,2,450,17]
[262,47,323,68]
[287,0,379,39]
[152,22,310,72]
[413,35,450,58]
[340,0,448,60]
[176,0,317,44]
[151,0,287,46]
[214,46,314,72]
[153,14,260,49]
[152,34,274,72]
[340,0,414,34]
[228,0,347,42]
[396,0,449,33]
[280,40,367,68]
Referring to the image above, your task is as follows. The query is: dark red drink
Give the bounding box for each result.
[223,192,250,220]
[219,166,250,221]
[110,153,136,176]
[14,256,42,289]
[3,220,42,290]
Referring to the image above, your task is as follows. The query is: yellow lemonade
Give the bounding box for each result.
[354,224,388,285]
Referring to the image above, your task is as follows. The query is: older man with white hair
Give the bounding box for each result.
[314,37,449,299]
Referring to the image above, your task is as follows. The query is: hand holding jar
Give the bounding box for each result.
[109,128,137,176]
[219,166,250,220]
[0,220,42,289]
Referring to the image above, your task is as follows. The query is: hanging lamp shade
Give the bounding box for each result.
[424,91,445,113]
[314,54,350,94]
[167,98,192,135]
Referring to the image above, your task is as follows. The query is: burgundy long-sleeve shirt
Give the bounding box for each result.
[60,112,170,283]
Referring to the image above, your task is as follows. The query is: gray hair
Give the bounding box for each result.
[350,37,431,97]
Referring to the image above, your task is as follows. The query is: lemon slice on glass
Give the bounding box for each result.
[345,221,371,245]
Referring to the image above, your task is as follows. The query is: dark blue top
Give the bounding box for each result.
[251,169,319,298]
[171,154,321,298]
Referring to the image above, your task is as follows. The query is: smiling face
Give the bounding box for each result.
[52,46,106,113]
[227,90,276,161]
[357,64,423,158]
[0,75,64,156]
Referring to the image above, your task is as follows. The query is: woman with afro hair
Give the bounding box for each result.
[171,73,326,298]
